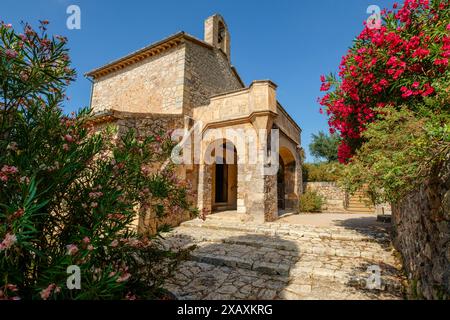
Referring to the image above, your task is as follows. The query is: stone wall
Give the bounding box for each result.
[392,163,450,299]
[192,81,278,124]
[184,41,243,115]
[113,112,185,137]
[275,104,301,145]
[98,112,199,234]
[91,46,186,114]
[304,182,346,212]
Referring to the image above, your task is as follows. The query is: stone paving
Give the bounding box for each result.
[160,215,406,300]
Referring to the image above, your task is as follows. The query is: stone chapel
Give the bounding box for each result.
[86,14,303,232]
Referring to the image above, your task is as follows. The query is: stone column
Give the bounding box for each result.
[251,114,278,222]
[197,164,212,217]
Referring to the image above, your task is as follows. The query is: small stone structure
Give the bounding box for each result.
[86,14,303,231]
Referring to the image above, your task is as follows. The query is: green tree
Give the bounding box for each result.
[309,131,340,162]
[340,104,449,204]
[0,21,194,300]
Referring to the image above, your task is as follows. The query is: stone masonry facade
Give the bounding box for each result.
[86,14,303,231]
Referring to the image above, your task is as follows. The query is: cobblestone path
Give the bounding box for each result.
[161,216,406,300]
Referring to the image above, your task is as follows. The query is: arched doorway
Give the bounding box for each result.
[277,147,297,214]
[205,140,238,212]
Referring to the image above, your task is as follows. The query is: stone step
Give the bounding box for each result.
[163,227,394,262]
[192,244,401,291]
[348,198,372,202]
[346,206,374,210]
[348,200,373,206]
[347,205,374,210]
[164,260,403,300]
[179,219,389,243]
[167,241,403,295]
[346,208,375,213]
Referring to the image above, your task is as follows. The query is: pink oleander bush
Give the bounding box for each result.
[0,21,195,300]
[319,0,450,163]
[319,0,449,204]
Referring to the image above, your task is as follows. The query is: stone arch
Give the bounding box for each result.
[278,145,299,213]
[198,138,240,216]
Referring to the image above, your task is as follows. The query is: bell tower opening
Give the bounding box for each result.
[204,14,231,61]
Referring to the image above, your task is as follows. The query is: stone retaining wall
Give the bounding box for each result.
[303,182,346,212]
[392,163,450,299]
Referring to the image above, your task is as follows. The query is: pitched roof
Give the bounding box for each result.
[84,31,243,86]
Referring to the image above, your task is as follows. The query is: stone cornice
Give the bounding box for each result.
[208,80,278,100]
[201,110,278,134]
[87,110,184,125]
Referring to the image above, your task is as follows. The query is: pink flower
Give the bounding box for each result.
[88,192,103,199]
[0,233,17,251]
[400,86,414,98]
[379,79,389,87]
[5,49,17,59]
[40,288,51,300]
[90,202,98,208]
[140,165,151,176]
[40,284,60,300]
[447,24,450,31]
[320,82,331,91]
[64,134,74,143]
[87,244,94,251]
[421,83,434,96]
[116,272,131,283]
[1,165,18,174]
[110,240,119,248]
[125,292,137,300]
[82,236,90,244]
[434,58,448,66]
[66,244,79,256]
[62,143,69,151]
[12,208,24,219]
[6,284,18,292]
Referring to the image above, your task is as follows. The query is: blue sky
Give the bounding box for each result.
[2,0,397,162]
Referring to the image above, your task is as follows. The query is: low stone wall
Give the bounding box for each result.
[392,164,450,299]
[303,182,346,212]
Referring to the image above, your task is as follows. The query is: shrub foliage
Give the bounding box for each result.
[0,22,194,300]
[299,190,324,213]
[302,162,344,182]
